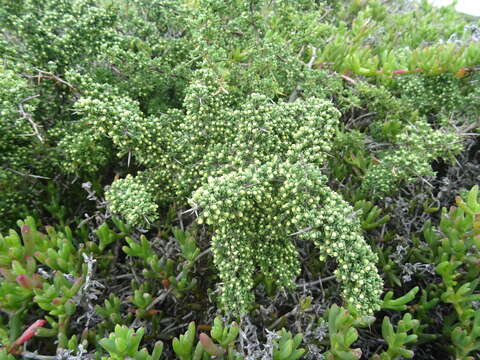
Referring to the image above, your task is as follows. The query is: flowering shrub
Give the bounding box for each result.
[0,0,479,358]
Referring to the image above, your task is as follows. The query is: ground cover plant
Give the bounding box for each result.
[0,0,479,358]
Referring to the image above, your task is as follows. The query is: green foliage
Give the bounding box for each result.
[1,0,480,358]
[122,228,199,298]
[373,314,419,360]
[451,312,480,360]
[99,325,163,360]
[361,118,462,198]
[172,322,197,360]
[396,73,468,115]
[1,0,116,70]
[95,218,129,251]
[329,129,369,182]
[354,200,390,230]
[100,69,383,314]
[324,304,370,360]
[174,228,200,262]
[0,349,15,360]
[95,294,123,331]
[0,69,42,229]
[314,0,479,78]
[172,319,242,360]
[209,317,239,349]
[381,287,419,311]
[128,290,154,320]
[324,303,420,360]
[272,329,305,360]
[428,186,480,359]
[0,217,81,312]
[34,273,83,317]
[0,217,90,351]
[171,319,303,360]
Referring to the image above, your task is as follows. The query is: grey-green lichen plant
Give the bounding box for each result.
[98,69,384,315]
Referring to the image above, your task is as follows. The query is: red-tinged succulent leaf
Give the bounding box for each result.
[10,320,47,350]
[199,333,226,356]
[16,274,34,289]
[161,279,170,289]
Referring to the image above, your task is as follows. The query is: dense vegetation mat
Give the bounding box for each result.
[0,0,479,359]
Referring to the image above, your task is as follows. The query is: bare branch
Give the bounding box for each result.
[289,226,313,236]
[29,67,77,89]
[18,94,43,142]
[4,167,51,180]
[339,73,356,84]
[306,46,318,69]
[296,275,335,288]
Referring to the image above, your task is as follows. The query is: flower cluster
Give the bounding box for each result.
[396,74,467,115]
[192,161,383,314]
[103,68,383,314]
[361,118,462,198]
[106,174,158,227]
[1,0,116,70]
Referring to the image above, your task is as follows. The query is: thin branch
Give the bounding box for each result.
[195,247,212,262]
[306,46,318,69]
[181,207,198,215]
[268,307,298,330]
[288,46,317,103]
[29,68,77,90]
[20,94,40,103]
[347,112,377,129]
[159,321,190,336]
[458,119,480,133]
[296,275,336,288]
[4,167,51,180]
[288,86,302,103]
[289,226,313,237]
[177,210,185,231]
[145,288,172,311]
[18,95,43,142]
[339,73,357,84]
